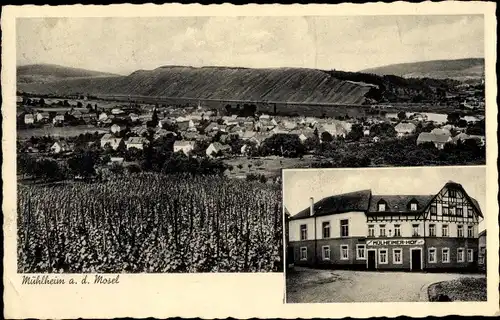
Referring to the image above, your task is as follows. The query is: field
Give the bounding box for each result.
[224,156,321,179]
[17,125,108,140]
[18,173,283,273]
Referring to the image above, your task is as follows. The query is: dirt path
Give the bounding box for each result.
[286,267,485,303]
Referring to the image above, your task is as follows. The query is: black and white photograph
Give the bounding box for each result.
[3,2,498,319]
[15,14,487,274]
[284,166,487,303]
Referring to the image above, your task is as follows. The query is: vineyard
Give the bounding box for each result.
[18,173,283,273]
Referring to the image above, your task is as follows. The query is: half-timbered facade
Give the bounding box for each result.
[287,181,483,272]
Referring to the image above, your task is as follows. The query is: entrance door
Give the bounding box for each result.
[287,247,294,266]
[367,250,376,270]
[411,249,422,271]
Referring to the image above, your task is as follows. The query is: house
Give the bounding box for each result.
[98,112,108,122]
[50,141,71,154]
[70,109,83,119]
[394,122,416,137]
[271,126,289,135]
[100,134,124,150]
[287,181,483,272]
[282,120,297,131]
[52,114,65,125]
[111,124,123,134]
[125,137,148,150]
[173,140,195,155]
[177,120,194,131]
[108,157,124,165]
[129,113,139,122]
[111,108,124,115]
[430,128,452,137]
[478,230,486,271]
[372,136,380,143]
[158,118,175,129]
[259,114,270,120]
[24,114,35,124]
[35,112,50,122]
[154,128,176,140]
[206,142,232,158]
[319,122,348,138]
[452,133,485,147]
[417,132,452,150]
[363,129,370,137]
[249,133,269,146]
[241,131,256,141]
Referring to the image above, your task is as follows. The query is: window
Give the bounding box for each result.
[457,207,464,217]
[356,244,366,260]
[429,224,436,237]
[457,248,465,262]
[394,224,401,237]
[442,248,450,263]
[368,225,375,237]
[300,224,308,240]
[449,189,457,198]
[457,225,464,238]
[449,207,456,216]
[428,248,437,263]
[467,208,473,218]
[410,203,417,211]
[322,221,330,239]
[442,206,449,215]
[300,247,307,260]
[379,249,388,264]
[340,219,349,237]
[442,225,449,237]
[430,204,437,216]
[393,248,403,264]
[378,202,386,211]
[467,249,473,262]
[379,224,386,237]
[322,246,331,260]
[412,224,420,237]
[467,226,474,238]
[340,245,349,260]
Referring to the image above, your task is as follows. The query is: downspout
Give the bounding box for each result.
[423,207,427,271]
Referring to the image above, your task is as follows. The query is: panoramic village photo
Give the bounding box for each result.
[284,166,487,303]
[16,15,486,273]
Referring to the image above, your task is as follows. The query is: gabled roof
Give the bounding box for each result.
[209,142,231,152]
[368,195,434,214]
[395,122,416,132]
[290,190,371,221]
[478,229,486,237]
[417,132,452,143]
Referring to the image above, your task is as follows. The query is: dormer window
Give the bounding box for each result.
[377,200,387,212]
[410,203,417,211]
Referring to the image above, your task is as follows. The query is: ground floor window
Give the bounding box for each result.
[467,249,474,262]
[379,249,388,264]
[392,248,402,264]
[428,248,437,263]
[457,248,465,262]
[322,246,331,260]
[300,247,307,261]
[442,248,450,263]
[340,244,349,260]
[356,244,366,260]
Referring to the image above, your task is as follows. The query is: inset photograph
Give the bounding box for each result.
[284,166,486,303]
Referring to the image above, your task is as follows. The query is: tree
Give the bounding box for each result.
[457,119,468,128]
[320,131,333,143]
[33,158,64,181]
[260,134,305,157]
[77,101,83,108]
[397,111,406,120]
[346,124,364,141]
[39,98,45,106]
[67,151,97,179]
[371,122,396,138]
[447,112,461,124]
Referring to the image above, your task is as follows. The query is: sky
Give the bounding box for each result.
[284,166,487,230]
[16,15,484,75]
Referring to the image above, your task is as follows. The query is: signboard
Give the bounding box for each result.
[366,239,425,246]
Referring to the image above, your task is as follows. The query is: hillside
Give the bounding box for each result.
[17,66,377,105]
[17,64,119,84]
[361,58,484,80]
[17,65,460,105]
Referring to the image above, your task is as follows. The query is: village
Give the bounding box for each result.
[16,92,486,182]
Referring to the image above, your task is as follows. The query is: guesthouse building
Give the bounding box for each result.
[287,181,483,272]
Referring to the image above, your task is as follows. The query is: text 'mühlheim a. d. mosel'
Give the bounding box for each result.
[284,167,486,303]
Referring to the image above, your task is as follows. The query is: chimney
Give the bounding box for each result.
[310,197,314,217]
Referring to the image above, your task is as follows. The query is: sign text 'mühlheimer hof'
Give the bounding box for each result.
[366,239,425,246]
